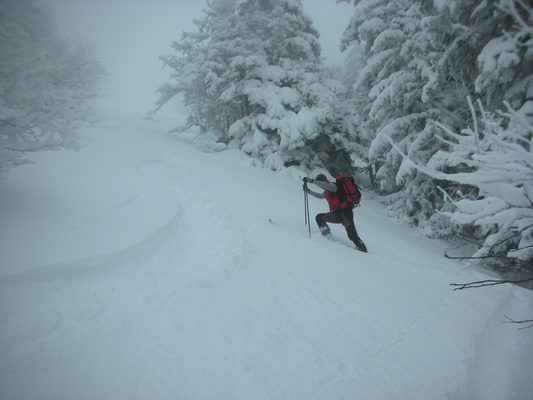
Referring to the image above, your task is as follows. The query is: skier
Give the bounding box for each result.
[304,174,367,252]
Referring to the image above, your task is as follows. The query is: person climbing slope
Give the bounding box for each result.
[303,174,367,252]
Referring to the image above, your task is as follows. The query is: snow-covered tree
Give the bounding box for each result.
[153,0,342,171]
[432,0,532,262]
[337,0,460,227]
[386,0,533,262]
[339,1,447,188]
[337,0,531,230]
[0,0,105,171]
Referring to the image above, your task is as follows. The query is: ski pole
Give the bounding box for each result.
[306,190,311,238]
[303,181,311,238]
[304,181,308,226]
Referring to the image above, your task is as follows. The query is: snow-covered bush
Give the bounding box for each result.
[0,0,104,171]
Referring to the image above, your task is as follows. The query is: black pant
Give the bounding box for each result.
[315,207,362,244]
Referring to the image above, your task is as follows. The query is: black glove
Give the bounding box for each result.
[303,177,314,183]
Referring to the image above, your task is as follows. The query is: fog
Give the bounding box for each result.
[41,0,353,114]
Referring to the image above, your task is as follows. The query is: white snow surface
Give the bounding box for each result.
[1,106,532,400]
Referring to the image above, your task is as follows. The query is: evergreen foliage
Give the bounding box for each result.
[339,0,450,196]
[153,0,349,171]
[337,0,532,261]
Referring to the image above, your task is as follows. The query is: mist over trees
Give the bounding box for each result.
[0,0,104,171]
[154,0,532,265]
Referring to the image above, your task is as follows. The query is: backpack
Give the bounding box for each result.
[335,173,361,209]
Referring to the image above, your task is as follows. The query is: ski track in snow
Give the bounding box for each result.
[1,110,532,400]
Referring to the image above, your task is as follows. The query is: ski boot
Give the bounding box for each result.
[354,239,367,253]
[319,226,335,241]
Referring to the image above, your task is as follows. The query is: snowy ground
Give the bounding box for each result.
[1,105,532,400]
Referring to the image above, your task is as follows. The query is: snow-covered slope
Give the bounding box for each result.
[1,107,532,400]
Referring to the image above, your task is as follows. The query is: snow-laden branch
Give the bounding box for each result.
[388,98,533,261]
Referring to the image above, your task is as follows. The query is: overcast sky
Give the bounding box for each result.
[42,0,353,113]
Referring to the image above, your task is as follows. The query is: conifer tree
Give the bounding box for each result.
[153,0,336,170]
[384,0,533,263]
[337,0,531,230]
[338,0,452,225]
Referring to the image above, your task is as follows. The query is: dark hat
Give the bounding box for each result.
[315,174,327,182]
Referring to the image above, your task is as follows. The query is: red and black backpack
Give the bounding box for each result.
[335,173,361,209]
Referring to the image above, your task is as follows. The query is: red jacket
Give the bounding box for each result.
[323,181,341,211]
